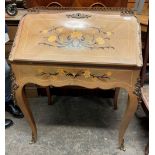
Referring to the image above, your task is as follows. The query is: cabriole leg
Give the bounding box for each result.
[15,85,37,143]
[118,92,138,151]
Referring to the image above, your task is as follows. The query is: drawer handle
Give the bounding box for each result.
[90,2,106,8]
[46,2,63,8]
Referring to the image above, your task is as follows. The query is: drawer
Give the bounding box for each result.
[13,64,135,88]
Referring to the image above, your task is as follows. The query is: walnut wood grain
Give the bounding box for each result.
[24,0,128,8]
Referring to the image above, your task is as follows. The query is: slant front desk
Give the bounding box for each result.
[9,8,142,150]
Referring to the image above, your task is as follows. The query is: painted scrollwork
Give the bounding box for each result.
[39,26,114,49]
[37,69,112,81]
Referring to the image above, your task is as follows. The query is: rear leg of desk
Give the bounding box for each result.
[46,86,53,105]
[113,88,120,110]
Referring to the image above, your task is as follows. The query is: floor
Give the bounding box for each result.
[5,89,148,155]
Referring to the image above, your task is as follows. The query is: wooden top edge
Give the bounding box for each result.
[9,59,142,69]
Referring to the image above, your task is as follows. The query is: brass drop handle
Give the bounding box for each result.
[46,2,63,8]
[89,2,106,8]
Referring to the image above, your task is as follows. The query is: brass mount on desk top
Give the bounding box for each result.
[28,7,134,16]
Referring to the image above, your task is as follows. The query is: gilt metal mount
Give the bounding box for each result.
[66,13,91,19]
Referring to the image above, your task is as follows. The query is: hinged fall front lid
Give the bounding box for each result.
[9,9,142,67]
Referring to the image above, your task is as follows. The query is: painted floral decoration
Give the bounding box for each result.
[39,26,114,50]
